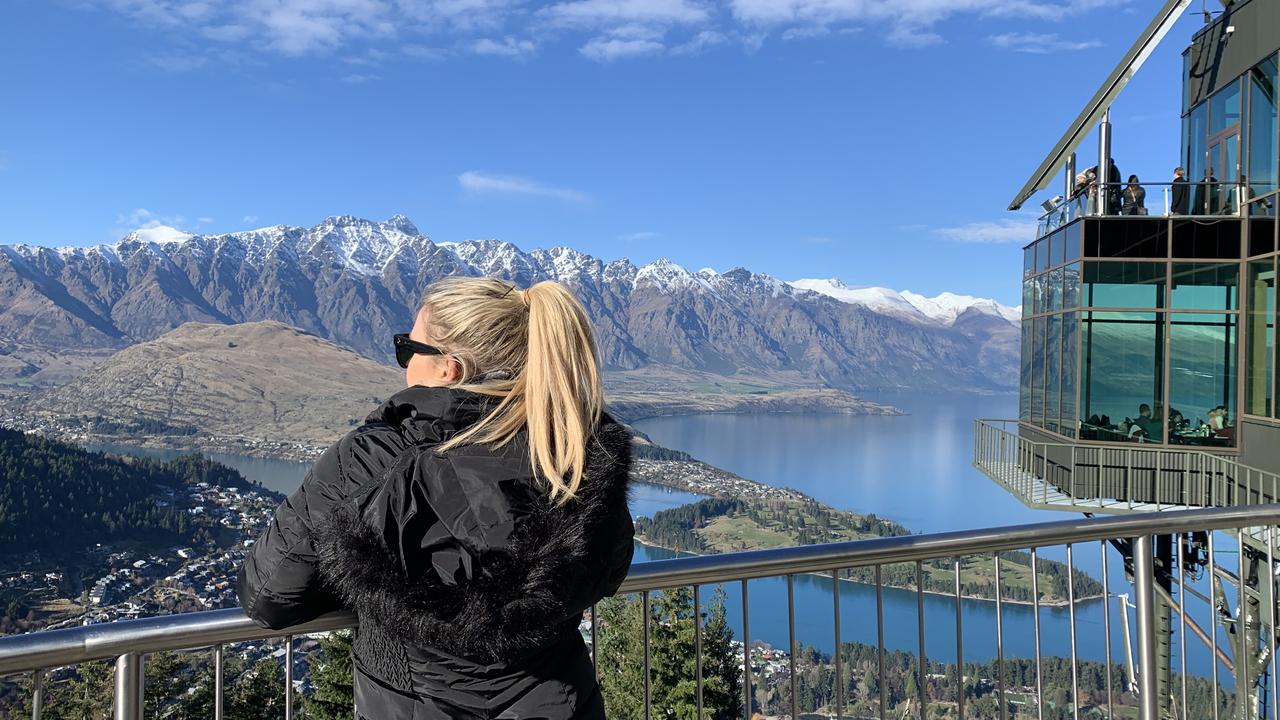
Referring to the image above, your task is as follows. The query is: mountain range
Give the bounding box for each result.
[0,215,1019,393]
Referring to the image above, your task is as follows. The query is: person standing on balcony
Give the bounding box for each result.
[1171,167,1189,215]
[1122,174,1147,215]
[1107,158,1123,215]
[237,277,634,720]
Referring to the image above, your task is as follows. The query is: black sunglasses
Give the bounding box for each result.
[393,333,446,369]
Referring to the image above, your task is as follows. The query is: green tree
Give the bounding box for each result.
[305,631,355,720]
[597,588,741,720]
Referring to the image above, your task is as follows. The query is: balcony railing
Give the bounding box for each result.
[974,418,1280,520]
[4,506,1280,720]
[1034,182,1277,239]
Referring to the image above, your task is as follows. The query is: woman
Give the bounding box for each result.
[237,277,635,720]
[1121,174,1146,215]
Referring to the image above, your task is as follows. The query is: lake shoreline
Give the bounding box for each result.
[633,536,1105,609]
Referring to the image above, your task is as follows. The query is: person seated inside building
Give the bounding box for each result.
[1133,403,1162,441]
[1209,405,1234,439]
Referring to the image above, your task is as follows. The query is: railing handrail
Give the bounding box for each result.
[976,417,1275,478]
[3,504,1278,676]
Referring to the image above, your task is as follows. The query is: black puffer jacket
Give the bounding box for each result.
[236,386,634,720]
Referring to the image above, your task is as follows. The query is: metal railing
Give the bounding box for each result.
[974,418,1280,518]
[1034,181,1276,238]
[4,506,1280,719]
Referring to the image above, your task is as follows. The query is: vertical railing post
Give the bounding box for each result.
[214,643,224,720]
[285,635,295,720]
[1134,535,1160,720]
[114,652,143,720]
[30,669,44,720]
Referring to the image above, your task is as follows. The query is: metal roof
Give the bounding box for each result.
[1008,0,1194,210]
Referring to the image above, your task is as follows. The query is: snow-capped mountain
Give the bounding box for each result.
[789,278,1020,326]
[0,215,1018,392]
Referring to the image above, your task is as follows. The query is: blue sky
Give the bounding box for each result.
[0,1,1207,305]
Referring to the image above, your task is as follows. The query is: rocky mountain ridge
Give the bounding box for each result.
[0,215,1018,392]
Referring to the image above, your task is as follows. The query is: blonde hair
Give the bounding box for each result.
[421,277,605,503]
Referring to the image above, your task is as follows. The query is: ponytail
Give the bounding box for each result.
[522,282,604,500]
[427,278,605,503]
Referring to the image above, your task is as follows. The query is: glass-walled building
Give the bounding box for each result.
[1017,3,1280,463]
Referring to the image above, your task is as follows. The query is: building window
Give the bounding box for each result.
[1170,263,1239,310]
[1210,79,1242,135]
[1246,259,1275,417]
[1063,262,1081,309]
[1248,56,1278,199]
[1020,321,1033,422]
[1083,262,1166,308]
[1080,312,1165,443]
[1061,312,1079,438]
[1168,313,1237,447]
[1031,317,1046,426]
[1049,267,1064,312]
[1046,314,1062,432]
[1187,103,1209,213]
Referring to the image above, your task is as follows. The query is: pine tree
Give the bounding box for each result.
[305,631,355,720]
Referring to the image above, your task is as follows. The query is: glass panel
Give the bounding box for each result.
[1210,79,1242,135]
[1087,218,1168,257]
[1022,278,1033,318]
[1048,231,1064,268]
[1031,317,1045,427]
[1046,314,1062,432]
[1247,259,1275,416]
[1083,262,1166,308]
[1064,220,1082,261]
[1224,134,1241,212]
[1049,268,1064,312]
[1063,262,1081,309]
[1171,218,1241,258]
[1079,312,1165,443]
[1061,311,1078,438]
[1033,273,1046,315]
[1249,217,1276,255]
[1020,321,1032,422]
[1024,245,1035,279]
[1168,313,1237,447]
[1170,263,1239,310]
[1248,56,1278,198]
[1035,238,1050,273]
[1188,103,1208,213]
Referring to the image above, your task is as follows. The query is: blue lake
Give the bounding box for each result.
[631,392,1228,681]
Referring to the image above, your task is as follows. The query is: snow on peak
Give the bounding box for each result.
[789,279,925,319]
[790,279,1018,325]
[126,225,192,245]
[900,291,1021,325]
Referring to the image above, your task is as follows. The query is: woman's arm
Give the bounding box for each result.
[236,442,346,629]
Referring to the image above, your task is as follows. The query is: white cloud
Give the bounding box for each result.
[934,219,1038,244]
[340,73,382,83]
[539,0,711,29]
[471,36,537,57]
[458,171,588,203]
[242,215,260,224]
[619,231,659,241]
[580,36,664,61]
[85,0,1118,63]
[671,29,726,55]
[988,32,1102,53]
[196,217,214,224]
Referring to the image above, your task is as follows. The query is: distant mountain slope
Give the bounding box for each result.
[26,322,403,450]
[0,215,1018,392]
